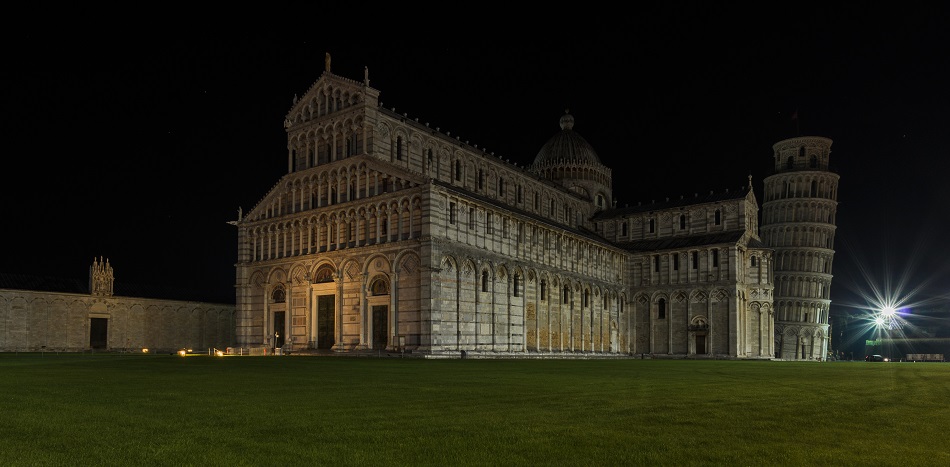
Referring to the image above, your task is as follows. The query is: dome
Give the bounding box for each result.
[529,111,602,171]
[527,111,613,210]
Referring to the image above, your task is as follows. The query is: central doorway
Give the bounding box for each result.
[90,318,108,349]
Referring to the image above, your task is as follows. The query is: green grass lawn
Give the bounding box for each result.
[0,354,947,466]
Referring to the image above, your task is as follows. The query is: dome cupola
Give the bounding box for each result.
[528,110,612,210]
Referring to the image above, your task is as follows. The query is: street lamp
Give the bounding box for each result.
[871,306,902,361]
[275,332,280,355]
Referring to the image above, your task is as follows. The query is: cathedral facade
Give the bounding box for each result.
[233,59,836,360]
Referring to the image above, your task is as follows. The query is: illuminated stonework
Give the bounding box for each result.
[761,136,839,360]
[232,60,778,359]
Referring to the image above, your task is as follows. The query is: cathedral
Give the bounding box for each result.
[232,56,838,360]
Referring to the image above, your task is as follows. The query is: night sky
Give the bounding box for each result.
[4,7,949,352]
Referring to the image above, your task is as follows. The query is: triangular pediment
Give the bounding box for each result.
[283,64,380,129]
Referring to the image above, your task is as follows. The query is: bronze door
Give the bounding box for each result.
[274,311,285,348]
[372,306,387,350]
[317,295,335,349]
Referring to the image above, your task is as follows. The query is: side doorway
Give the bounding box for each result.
[372,305,388,350]
[317,295,335,349]
[274,311,286,348]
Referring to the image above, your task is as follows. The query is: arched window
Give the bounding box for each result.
[649,218,655,233]
[751,256,757,267]
[786,156,794,169]
[679,214,686,230]
[371,277,389,296]
[314,265,335,283]
[563,286,570,304]
[657,298,666,319]
[396,136,403,160]
[621,221,628,237]
[715,209,721,225]
[272,286,286,303]
[540,280,547,301]
[513,274,520,297]
[455,160,462,181]
[481,271,489,292]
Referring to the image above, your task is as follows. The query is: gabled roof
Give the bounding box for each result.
[593,185,753,220]
[618,230,762,253]
[431,179,623,251]
[286,70,379,120]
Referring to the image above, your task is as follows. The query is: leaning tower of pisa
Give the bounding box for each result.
[761,136,839,361]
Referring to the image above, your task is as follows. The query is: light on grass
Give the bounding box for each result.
[178,349,187,357]
[142,348,148,353]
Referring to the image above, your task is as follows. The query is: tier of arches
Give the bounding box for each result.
[776,324,828,360]
[442,194,625,282]
[761,199,837,224]
[764,173,839,202]
[773,273,833,300]
[761,224,836,249]
[772,249,835,274]
[287,80,364,126]
[436,254,627,354]
[246,194,424,261]
[628,289,773,358]
[244,249,422,352]
[530,161,612,198]
[774,299,830,323]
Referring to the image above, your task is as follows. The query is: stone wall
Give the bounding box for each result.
[0,288,234,353]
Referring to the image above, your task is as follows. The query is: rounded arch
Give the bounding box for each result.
[362,253,392,276]
[266,267,288,284]
[440,254,459,274]
[311,262,337,283]
[368,274,391,296]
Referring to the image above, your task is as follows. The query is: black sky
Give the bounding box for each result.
[3,6,949,331]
